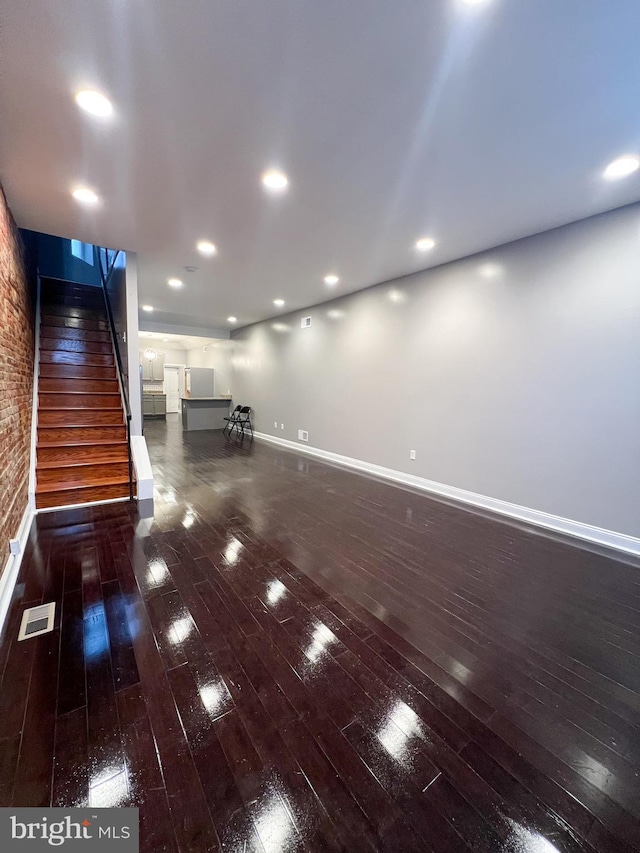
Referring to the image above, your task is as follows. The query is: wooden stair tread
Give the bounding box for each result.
[37,455,128,470]
[38,406,123,411]
[36,474,130,494]
[38,390,121,395]
[37,439,127,447]
[35,483,131,509]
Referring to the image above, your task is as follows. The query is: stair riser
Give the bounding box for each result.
[40,326,112,344]
[39,363,117,380]
[42,282,102,296]
[38,426,127,443]
[40,305,106,322]
[40,337,113,355]
[39,378,120,394]
[36,483,131,509]
[41,315,109,332]
[38,445,129,466]
[40,351,114,367]
[39,393,122,409]
[41,293,105,308]
[38,410,125,426]
[37,462,130,488]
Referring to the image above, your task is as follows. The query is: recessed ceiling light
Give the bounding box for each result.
[273,299,285,307]
[168,278,183,288]
[142,305,154,312]
[227,316,237,323]
[197,240,217,256]
[163,338,169,342]
[461,0,489,5]
[324,274,339,286]
[72,187,99,205]
[415,237,436,252]
[75,89,113,117]
[603,155,640,180]
[262,170,289,191]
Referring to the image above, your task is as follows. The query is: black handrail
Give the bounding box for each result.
[96,248,134,501]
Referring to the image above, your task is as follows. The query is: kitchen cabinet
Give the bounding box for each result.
[142,394,166,418]
[141,352,165,380]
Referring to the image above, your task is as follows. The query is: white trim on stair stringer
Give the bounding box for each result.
[253,431,640,558]
[0,502,35,640]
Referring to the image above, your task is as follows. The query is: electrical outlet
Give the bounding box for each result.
[274,421,278,428]
[298,430,309,442]
[280,423,284,430]
[410,450,416,460]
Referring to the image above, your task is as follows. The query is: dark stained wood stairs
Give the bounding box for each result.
[35,278,132,509]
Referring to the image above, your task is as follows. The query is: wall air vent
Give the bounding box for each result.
[298,430,309,442]
[18,602,56,641]
[301,316,311,328]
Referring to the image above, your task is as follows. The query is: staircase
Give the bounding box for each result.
[35,278,132,509]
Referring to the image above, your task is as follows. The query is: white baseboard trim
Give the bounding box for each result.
[0,502,35,640]
[253,432,640,558]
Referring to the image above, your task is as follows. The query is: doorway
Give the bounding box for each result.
[164,366,180,413]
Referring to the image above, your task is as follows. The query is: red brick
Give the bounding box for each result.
[0,185,34,572]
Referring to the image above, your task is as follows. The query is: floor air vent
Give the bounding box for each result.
[18,602,56,641]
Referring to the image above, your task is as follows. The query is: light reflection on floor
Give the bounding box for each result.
[505,820,562,853]
[89,765,129,808]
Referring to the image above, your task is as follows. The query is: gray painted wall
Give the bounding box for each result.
[231,203,640,538]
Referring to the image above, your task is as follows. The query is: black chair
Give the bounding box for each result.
[223,404,243,436]
[233,406,254,442]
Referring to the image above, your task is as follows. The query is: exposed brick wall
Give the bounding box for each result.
[0,186,34,574]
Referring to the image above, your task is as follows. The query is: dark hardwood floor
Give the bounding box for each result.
[1,413,639,851]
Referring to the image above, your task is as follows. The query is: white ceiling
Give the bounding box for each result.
[138,331,228,351]
[2,0,640,331]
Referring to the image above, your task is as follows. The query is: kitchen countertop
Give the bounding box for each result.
[180,397,232,401]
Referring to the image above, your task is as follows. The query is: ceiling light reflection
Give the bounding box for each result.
[266,579,287,606]
[199,680,231,719]
[505,820,562,853]
[304,622,338,663]
[169,616,194,646]
[253,791,295,852]
[146,558,170,589]
[377,700,423,762]
[89,765,129,807]
[224,537,243,564]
